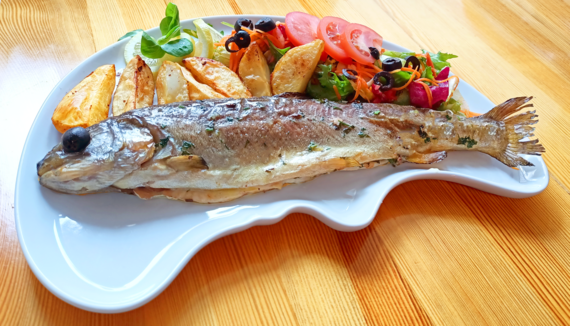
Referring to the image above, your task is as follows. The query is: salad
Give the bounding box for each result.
[118,4,472,117]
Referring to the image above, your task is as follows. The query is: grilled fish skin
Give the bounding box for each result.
[37,95,544,203]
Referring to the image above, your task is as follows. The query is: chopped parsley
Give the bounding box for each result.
[307,141,319,152]
[458,136,478,148]
[161,124,167,129]
[178,105,185,109]
[243,107,250,110]
[158,136,170,148]
[181,141,195,155]
[226,117,234,122]
[205,121,214,132]
[333,107,342,110]
[358,128,370,138]
[424,137,431,143]
[446,114,452,121]
[373,110,380,115]
[388,158,397,167]
[338,121,352,127]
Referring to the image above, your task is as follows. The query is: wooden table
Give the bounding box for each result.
[2,0,570,324]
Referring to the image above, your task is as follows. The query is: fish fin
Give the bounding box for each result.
[479,97,545,167]
[406,151,447,164]
[166,155,208,171]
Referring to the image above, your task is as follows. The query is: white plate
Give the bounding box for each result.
[15,15,549,313]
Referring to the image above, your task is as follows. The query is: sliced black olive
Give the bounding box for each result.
[62,127,91,153]
[255,17,276,32]
[234,18,253,31]
[342,69,358,81]
[234,30,251,48]
[225,37,239,53]
[381,57,402,72]
[404,55,421,70]
[373,71,395,91]
[369,47,380,60]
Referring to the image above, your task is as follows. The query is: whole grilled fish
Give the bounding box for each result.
[37,94,544,203]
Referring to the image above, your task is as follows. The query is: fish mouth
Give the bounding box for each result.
[37,119,156,194]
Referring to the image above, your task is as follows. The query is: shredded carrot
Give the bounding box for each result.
[352,78,362,102]
[416,77,440,85]
[263,33,285,49]
[389,69,401,74]
[240,26,255,35]
[232,49,246,72]
[417,81,433,108]
[366,64,382,72]
[425,52,435,70]
[401,67,421,78]
[333,85,342,101]
[393,67,419,91]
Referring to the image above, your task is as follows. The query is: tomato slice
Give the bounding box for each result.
[284,12,320,46]
[340,23,383,64]
[317,16,351,64]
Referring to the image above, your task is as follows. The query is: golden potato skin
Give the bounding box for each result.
[156,61,224,104]
[271,39,324,95]
[238,44,271,97]
[112,55,154,116]
[183,57,251,98]
[51,64,115,133]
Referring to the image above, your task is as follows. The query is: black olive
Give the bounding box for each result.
[234,30,251,48]
[342,69,358,81]
[234,18,253,31]
[255,17,276,32]
[373,71,395,91]
[404,55,421,70]
[369,47,380,60]
[381,57,402,72]
[225,37,239,53]
[62,127,91,153]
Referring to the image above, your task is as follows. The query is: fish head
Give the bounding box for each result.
[37,118,155,194]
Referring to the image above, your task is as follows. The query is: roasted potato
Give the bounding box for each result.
[112,55,154,116]
[183,57,251,98]
[51,64,115,133]
[238,44,271,97]
[271,40,324,95]
[156,61,224,104]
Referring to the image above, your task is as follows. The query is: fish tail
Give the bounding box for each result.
[480,96,545,167]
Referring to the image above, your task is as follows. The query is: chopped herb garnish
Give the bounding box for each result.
[243,107,250,110]
[338,121,351,127]
[178,105,185,109]
[424,137,431,143]
[181,141,195,155]
[446,114,452,121]
[161,124,167,129]
[358,131,370,138]
[388,158,397,167]
[373,110,380,115]
[226,117,234,122]
[159,136,170,148]
[333,107,342,110]
[307,141,318,152]
[418,125,428,139]
[206,127,214,132]
[458,136,478,148]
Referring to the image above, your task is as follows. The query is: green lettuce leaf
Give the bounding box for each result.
[436,97,462,114]
[306,65,354,101]
[267,40,290,71]
[422,50,458,70]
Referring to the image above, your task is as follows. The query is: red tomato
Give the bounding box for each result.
[284,12,320,46]
[340,23,383,64]
[317,16,351,64]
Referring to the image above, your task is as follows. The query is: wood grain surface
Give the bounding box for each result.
[1,0,570,324]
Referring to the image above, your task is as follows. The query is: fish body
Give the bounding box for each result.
[37,95,544,203]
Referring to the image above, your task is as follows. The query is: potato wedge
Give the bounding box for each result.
[183,57,251,98]
[51,64,115,133]
[112,55,154,116]
[156,61,224,104]
[238,44,271,97]
[271,39,324,95]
